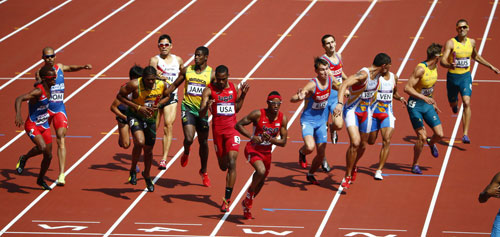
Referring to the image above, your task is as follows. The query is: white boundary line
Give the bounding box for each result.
[208,0,319,236]
[0,0,7,5]
[102,1,258,236]
[0,1,197,235]
[0,0,135,91]
[420,1,498,236]
[0,0,72,43]
[237,225,304,229]
[442,231,491,235]
[315,0,439,236]
[31,220,100,223]
[338,227,407,232]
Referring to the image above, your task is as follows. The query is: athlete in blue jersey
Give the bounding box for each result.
[36,47,92,186]
[15,67,57,190]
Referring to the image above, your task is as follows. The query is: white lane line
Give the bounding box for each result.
[0,0,7,5]
[420,1,498,236]
[134,222,202,226]
[0,0,72,43]
[209,1,319,236]
[4,232,103,236]
[0,0,135,91]
[102,1,258,236]
[0,1,197,235]
[32,220,100,224]
[339,227,407,232]
[442,231,491,235]
[237,225,304,229]
[0,0,135,153]
[314,0,384,236]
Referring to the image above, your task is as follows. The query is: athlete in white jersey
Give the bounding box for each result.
[369,71,406,180]
[334,53,392,189]
[149,34,184,169]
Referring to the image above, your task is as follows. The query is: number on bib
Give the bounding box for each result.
[408,100,416,108]
[187,82,204,96]
[312,101,327,110]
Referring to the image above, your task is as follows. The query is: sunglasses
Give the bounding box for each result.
[457,25,468,30]
[43,75,57,79]
[43,54,56,59]
[268,101,282,105]
[158,43,171,47]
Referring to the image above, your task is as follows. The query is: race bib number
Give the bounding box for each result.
[408,99,416,108]
[421,86,434,96]
[50,92,64,102]
[361,90,375,99]
[35,113,49,125]
[377,92,392,102]
[334,75,343,84]
[312,101,327,110]
[456,57,470,68]
[216,103,235,116]
[187,82,205,96]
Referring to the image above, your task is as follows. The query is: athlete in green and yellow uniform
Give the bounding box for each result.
[164,46,214,187]
[118,66,170,192]
[405,43,444,175]
[441,19,500,144]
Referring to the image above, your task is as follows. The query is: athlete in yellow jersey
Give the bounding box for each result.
[441,19,500,144]
[164,46,215,187]
[405,43,444,175]
[118,66,171,192]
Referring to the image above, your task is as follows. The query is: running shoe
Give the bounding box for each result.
[306,173,320,185]
[321,159,331,172]
[427,138,438,158]
[180,152,189,167]
[330,130,338,144]
[37,179,52,191]
[462,135,470,144]
[242,200,252,220]
[221,198,231,212]
[16,155,26,175]
[142,171,154,192]
[243,195,253,209]
[57,173,65,186]
[411,165,422,174]
[128,170,137,185]
[374,170,383,180]
[351,166,358,182]
[299,151,307,168]
[136,164,140,173]
[452,105,458,114]
[199,170,211,187]
[159,159,167,170]
[341,176,351,189]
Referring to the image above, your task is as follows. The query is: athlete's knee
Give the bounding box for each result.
[228,157,237,170]
[122,139,131,149]
[56,128,66,138]
[164,123,173,132]
[134,139,145,148]
[462,97,471,107]
[184,136,194,146]
[382,139,391,147]
[255,166,266,177]
[143,147,153,157]
[303,143,315,154]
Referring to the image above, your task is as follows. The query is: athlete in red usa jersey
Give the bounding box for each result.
[236,91,288,219]
[36,46,92,186]
[15,67,57,190]
[199,65,249,213]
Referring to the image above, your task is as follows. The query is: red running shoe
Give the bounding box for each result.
[341,176,351,189]
[221,198,231,212]
[180,153,189,167]
[158,160,167,170]
[351,166,358,182]
[299,151,307,168]
[199,170,211,187]
[242,200,253,219]
[243,196,253,209]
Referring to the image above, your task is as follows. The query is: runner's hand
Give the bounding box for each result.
[240,82,250,95]
[251,135,263,144]
[261,132,271,142]
[333,104,343,117]
[83,64,92,70]
[15,115,24,127]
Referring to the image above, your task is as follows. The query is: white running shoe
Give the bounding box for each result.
[374,170,383,180]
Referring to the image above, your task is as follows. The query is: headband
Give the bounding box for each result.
[267,94,282,101]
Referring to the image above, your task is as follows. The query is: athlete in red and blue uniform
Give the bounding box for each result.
[36,47,92,186]
[236,91,288,219]
[15,67,57,190]
[291,58,332,185]
[199,65,249,212]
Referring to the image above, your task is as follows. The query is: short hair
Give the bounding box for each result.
[268,91,280,97]
[129,65,143,79]
[42,47,54,55]
[314,57,329,69]
[373,53,391,67]
[142,66,157,77]
[158,34,172,43]
[321,34,335,45]
[39,66,55,78]
[215,65,229,75]
[196,46,209,56]
[456,19,468,26]
[426,43,443,60]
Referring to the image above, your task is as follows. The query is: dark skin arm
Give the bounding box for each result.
[479,172,500,203]
[15,88,43,127]
[198,86,213,118]
[235,110,288,147]
[117,79,155,118]
[235,82,250,113]
[110,99,127,121]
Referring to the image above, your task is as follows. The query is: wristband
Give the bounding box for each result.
[137,105,141,111]
[337,101,343,105]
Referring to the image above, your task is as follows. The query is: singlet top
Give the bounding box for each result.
[346,67,379,107]
[448,37,473,74]
[155,54,180,95]
[301,76,332,123]
[182,65,212,112]
[249,109,283,151]
[28,84,50,128]
[48,65,66,114]
[376,72,396,105]
[129,77,165,122]
[415,62,438,98]
[209,82,238,130]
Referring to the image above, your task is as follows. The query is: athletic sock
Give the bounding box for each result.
[225,187,233,200]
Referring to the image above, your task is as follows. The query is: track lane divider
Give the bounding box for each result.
[0,0,73,43]
[420,1,498,236]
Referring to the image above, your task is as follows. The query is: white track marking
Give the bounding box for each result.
[420,1,498,236]
[32,220,100,224]
[237,225,304,229]
[0,1,197,235]
[0,0,135,91]
[0,0,7,5]
[102,1,258,236]
[339,228,407,232]
[0,0,72,43]
[134,223,202,226]
[442,231,491,235]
